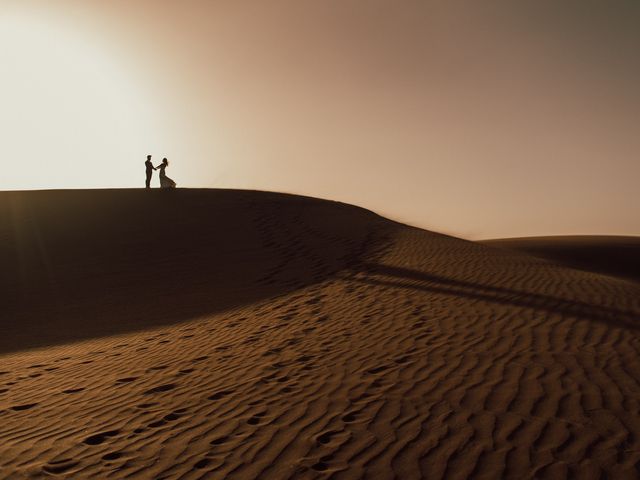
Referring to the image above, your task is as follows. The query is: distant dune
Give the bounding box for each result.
[483,236,640,284]
[1,189,639,479]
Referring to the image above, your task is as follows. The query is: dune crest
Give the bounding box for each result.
[1,189,639,479]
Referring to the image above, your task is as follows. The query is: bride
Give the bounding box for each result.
[157,158,176,189]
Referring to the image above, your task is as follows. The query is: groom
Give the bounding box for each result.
[145,155,155,188]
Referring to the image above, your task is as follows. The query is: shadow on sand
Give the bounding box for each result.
[1,189,394,354]
[345,263,640,330]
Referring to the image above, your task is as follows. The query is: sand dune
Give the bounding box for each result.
[1,189,391,353]
[1,189,639,479]
[483,236,640,284]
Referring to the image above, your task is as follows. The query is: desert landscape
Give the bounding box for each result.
[1,189,639,479]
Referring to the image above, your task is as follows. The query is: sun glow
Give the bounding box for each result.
[0,11,164,190]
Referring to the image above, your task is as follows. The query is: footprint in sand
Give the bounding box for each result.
[11,403,38,411]
[208,390,234,401]
[311,462,329,472]
[116,377,138,384]
[394,355,412,364]
[194,458,210,469]
[149,408,185,428]
[310,455,334,472]
[83,430,119,445]
[62,388,85,394]
[42,459,79,474]
[342,411,360,423]
[247,412,267,425]
[210,435,230,446]
[366,365,391,375]
[102,452,122,461]
[316,430,340,445]
[144,384,177,395]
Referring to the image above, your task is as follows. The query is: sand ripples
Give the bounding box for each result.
[1,193,639,478]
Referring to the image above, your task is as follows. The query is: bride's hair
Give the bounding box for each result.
[163,158,169,165]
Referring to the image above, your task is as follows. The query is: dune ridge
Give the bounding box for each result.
[1,189,639,479]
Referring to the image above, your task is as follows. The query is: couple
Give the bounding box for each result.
[145,155,176,189]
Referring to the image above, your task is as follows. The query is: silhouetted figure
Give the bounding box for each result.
[158,158,177,189]
[145,155,154,188]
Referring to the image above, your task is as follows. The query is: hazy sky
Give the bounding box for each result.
[2,1,639,239]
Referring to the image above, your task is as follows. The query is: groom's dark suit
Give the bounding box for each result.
[145,159,154,188]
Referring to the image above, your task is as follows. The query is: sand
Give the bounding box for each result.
[1,189,639,479]
[482,236,640,285]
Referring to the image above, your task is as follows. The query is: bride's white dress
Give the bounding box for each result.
[158,165,176,188]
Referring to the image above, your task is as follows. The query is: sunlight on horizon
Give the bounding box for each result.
[0,10,166,191]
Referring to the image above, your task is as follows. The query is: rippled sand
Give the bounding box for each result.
[1,189,639,479]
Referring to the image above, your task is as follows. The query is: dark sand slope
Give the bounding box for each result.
[1,189,392,353]
[1,190,639,479]
[482,236,640,284]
